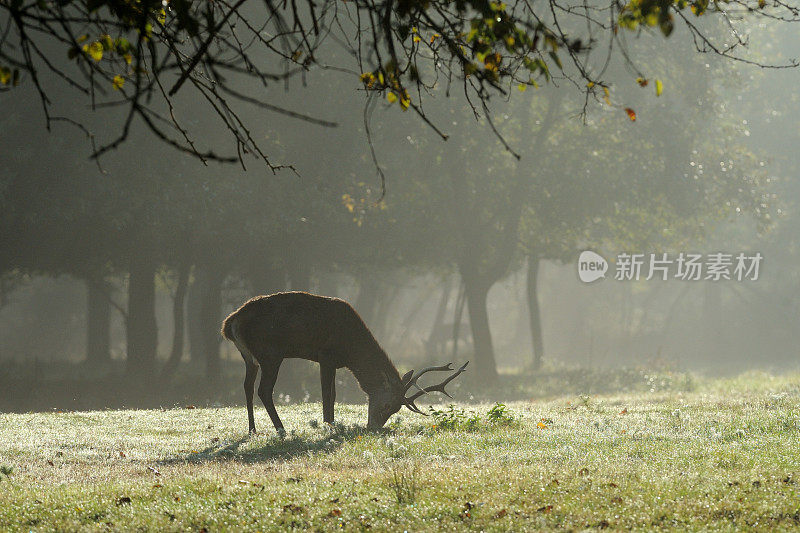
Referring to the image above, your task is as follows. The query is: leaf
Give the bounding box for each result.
[537,421,548,429]
[116,496,132,506]
[495,509,507,518]
[655,79,663,97]
[518,83,527,92]
[84,41,103,62]
[112,75,125,90]
[328,509,342,517]
[636,77,648,87]
[625,108,637,121]
[619,408,628,415]
[386,92,397,104]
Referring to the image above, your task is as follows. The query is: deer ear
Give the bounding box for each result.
[401,370,413,387]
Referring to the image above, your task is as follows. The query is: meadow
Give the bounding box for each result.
[1,370,799,531]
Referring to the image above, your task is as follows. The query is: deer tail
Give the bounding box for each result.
[221,312,237,340]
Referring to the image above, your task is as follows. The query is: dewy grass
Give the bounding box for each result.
[2,372,800,531]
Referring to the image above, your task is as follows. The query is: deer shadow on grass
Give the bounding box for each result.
[158,424,386,465]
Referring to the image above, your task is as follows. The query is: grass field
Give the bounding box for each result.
[1,370,800,531]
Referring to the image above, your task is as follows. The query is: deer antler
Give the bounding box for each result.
[403,363,455,393]
[403,361,469,415]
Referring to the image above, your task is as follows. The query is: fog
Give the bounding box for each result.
[2,13,799,412]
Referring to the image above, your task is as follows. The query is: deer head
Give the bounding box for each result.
[367,361,469,428]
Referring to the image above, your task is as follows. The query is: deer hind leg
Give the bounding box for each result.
[257,358,285,433]
[232,332,260,434]
[243,359,258,434]
[320,363,336,425]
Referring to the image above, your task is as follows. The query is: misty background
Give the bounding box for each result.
[1,16,799,412]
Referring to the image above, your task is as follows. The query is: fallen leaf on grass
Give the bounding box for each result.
[537,422,548,429]
[283,503,305,514]
[119,451,126,458]
[619,408,628,415]
[495,509,507,519]
[116,497,131,506]
[537,505,553,513]
[328,509,342,517]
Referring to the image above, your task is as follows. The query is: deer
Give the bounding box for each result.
[221,291,469,433]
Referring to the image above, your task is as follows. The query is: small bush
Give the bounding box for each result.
[486,402,516,426]
[388,461,419,505]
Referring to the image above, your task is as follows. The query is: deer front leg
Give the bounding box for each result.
[243,360,258,434]
[257,359,285,433]
[320,363,336,425]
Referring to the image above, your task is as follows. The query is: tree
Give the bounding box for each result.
[0,0,796,174]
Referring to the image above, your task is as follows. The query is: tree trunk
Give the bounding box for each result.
[356,276,380,326]
[451,282,467,359]
[126,255,157,379]
[461,270,498,381]
[187,263,224,378]
[249,261,285,295]
[85,276,110,365]
[162,262,190,380]
[425,280,452,361]
[526,254,545,371]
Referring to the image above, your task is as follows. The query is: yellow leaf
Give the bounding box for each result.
[636,77,648,87]
[84,41,103,62]
[413,35,421,43]
[518,83,527,92]
[123,53,133,65]
[112,75,125,90]
[387,92,397,104]
[537,422,548,429]
[586,81,595,89]
[625,107,637,121]
[655,79,663,97]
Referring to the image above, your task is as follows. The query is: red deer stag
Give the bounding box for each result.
[221,292,468,432]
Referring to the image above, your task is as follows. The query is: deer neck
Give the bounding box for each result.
[347,350,402,397]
